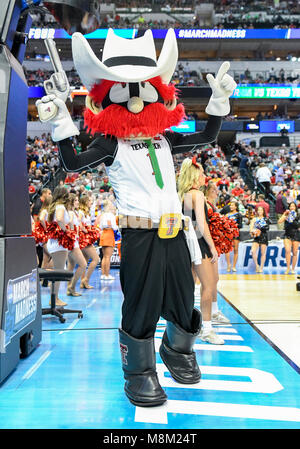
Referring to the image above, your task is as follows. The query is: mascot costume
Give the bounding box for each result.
[36,29,236,407]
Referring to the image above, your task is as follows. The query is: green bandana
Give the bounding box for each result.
[145,139,164,189]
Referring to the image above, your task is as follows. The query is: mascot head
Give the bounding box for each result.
[72,28,185,139]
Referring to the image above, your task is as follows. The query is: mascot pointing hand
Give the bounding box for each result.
[36,29,236,407]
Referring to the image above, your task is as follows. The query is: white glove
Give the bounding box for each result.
[35,94,79,142]
[205,62,237,116]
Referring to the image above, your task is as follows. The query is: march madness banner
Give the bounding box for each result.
[219,241,298,273]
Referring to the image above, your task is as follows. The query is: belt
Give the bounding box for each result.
[118,215,189,231]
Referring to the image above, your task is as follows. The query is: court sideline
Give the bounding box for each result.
[0,268,299,429]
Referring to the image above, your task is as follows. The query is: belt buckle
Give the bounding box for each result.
[158,213,182,239]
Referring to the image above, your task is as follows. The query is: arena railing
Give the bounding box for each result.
[31,166,66,201]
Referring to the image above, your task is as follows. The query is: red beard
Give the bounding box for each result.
[84,102,186,138]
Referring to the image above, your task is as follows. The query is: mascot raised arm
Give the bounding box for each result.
[36,29,236,407]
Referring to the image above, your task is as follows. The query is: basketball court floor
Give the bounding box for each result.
[0,266,299,430]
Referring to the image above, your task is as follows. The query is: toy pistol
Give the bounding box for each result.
[38,38,70,122]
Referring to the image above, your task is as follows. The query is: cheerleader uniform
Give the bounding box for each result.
[83,213,91,227]
[226,212,243,240]
[252,217,270,245]
[100,212,117,247]
[39,209,49,237]
[71,210,80,249]
[42,210,48,224]
[34,210,48,238]
[207,201,217,213]
[47,205,70,254]
[38,209,49,249]
[192,202,213,259]
[283,211,300,242]
[79,211,92,249]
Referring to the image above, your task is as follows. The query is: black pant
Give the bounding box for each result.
[261,181,270,198]
[120,229,195,339]
[36,245,43,268]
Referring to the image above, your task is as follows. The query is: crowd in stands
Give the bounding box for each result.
[28,129,300,279]
[25,65,202,88]
[215,15,300,30]
[212,0,299,13]
[174,63,300,87]
[27,133,117,214]
[212,0,300,28]
[30,0,300,30]
[31,14,300,31]
[28,131,300,231]
[173,140,300,229]
[37,0,295,15]
[27,133,61,199]
[236,67,300,86]
[24,63,300,93]
[115,0,195,8]
[25,67,82,89]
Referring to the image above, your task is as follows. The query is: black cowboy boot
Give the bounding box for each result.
[159,308,201,384]
[119,328,167,407]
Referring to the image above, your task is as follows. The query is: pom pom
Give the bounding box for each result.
[32,221,48,244]
[207,210,239,256]
[85,225,101,246]
[79,230,92,249]
[47,222,62,240]
[59,226,77,250]
[47,222,77,250]
[114,229,121,242]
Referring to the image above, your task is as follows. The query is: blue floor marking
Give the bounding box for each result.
[0,268,299,429]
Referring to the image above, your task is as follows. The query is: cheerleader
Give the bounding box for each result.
[38,196,52,270]
[78,194,100,288]
[97,200,118,280]
[250,206,270,273]
[278,201,300,274]
[67,193,87,295]
[204,180,230,325]
[225,201,243,272]
[178,158,225,345]
[47,186,71,306]
[30,215,39,266]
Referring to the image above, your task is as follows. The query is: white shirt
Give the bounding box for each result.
[256,166,272,183]
[100,212,118,230]
[47,205,70,253]
[80,211,91,226]
[68,210,80,249]
[107,135,182,223]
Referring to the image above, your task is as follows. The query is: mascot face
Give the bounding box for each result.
[72,29,185,139]
[84,76,185,138]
